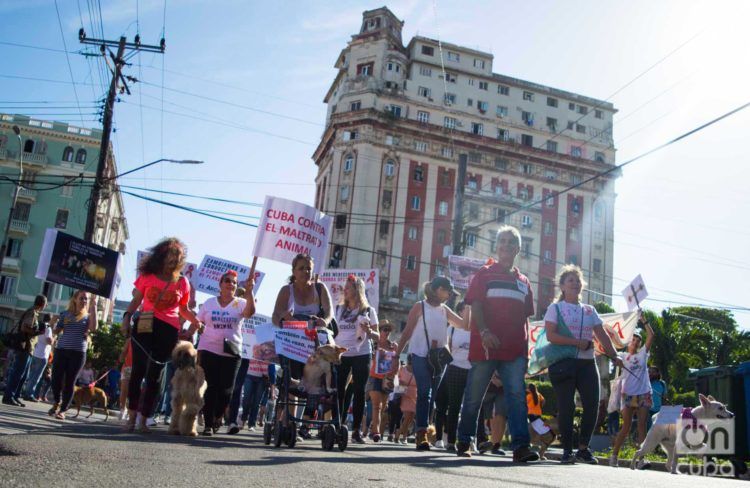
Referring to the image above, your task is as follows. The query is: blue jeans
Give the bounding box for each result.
[457,356,530,450]
[228,359,250,424]
[157,362,175,417]
[411,354,446,431]
[4,350,31,401]
[22,356,47,398]
[240,375,265,425]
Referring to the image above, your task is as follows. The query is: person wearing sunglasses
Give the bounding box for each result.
[196,270,256,436]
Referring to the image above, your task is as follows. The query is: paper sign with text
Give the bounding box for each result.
[319,269,379,310]
[240,313,271,361]
[622,274,649,311]
[194,254,265,296]
[253,196,332,267]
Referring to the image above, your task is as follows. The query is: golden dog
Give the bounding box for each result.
[300,344,347,395]
[168,341,207,436]
[71,385,109,421]
[529,417,558,460]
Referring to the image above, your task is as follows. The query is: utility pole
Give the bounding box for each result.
[452,153,468,255]
[79,30,164,243]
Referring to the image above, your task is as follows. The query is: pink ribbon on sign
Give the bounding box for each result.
[366,271,376,284]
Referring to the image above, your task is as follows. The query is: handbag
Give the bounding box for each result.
[528,304,579,376]
[223,337,241,357]
[421,301,453,372]
[315,282,338,337]
[137,278,176,334]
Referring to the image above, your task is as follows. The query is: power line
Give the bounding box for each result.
[53,0,86,126]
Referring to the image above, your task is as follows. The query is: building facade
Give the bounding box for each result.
[313,7,618,327]
[0,113,128,330]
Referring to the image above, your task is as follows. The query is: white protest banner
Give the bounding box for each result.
[528,311,639,360]
[622,274,649,311]
[240,313,271,360]
[319,269,379,310]
[194,254,265,296]
[136,250,197,285]
[253,196,332,267]
[448,255,491,290]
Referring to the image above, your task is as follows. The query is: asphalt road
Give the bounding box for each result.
[0,402,742,488]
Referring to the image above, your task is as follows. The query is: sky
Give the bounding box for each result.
[1,0,748,327]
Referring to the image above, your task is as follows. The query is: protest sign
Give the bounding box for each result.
[194,254,265,296]
[240,313,272,374]
[253,196,332,267]
[527,311,639,361]
[375,349,396,375]
[448,255,488,290]
[36,229,121,299]
[251,323,279,363]
[622,274,649,311]
[319,268,379,310]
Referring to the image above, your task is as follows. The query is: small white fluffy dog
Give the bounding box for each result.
[630,393,734,474]
[168,341,207,436]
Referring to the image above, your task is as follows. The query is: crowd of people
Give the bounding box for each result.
[1,225,662,466]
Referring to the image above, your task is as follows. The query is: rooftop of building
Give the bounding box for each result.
[0,113,103,140]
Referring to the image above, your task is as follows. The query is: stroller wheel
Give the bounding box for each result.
[263,422,273,445]
[337,425,348,452]
[321,425,336,451]
[273,421,285,448]
[287,422,297,448]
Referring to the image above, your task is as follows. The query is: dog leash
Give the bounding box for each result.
[87,370,111,389]
[130,336,172,366]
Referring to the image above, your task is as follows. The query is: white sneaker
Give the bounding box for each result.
[146,416,158,427]
[434,440,445,449]
[399,438,407,445]
[249,426,256,432]
[118,410,126,421]
[609,455,619,467]
[470,441,478,453]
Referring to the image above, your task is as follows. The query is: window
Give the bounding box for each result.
[419,66,432,76]
[445,73,457,83]
[0,275,16,296]
[335,214,347,230]
[546,117,557,131]
[494,208,506,222]
[438,201,449,216]
[387,105,402,118]
[571,146,582,158]
[467,98,473,107]
[382,190,392,207]
[440,171,451,186]
[577,105,588,115]
[417,111,430,123]
[467,179,478,191]
[494,185,503,196]
[377,250,387,266]
[62,146,74,162]
[522,91,534,101]
[468,79,475,86]
[545,193,556,207]
[474,58,485,69]
[6,238,22,258]
[522,111,534,125]
[572,199,581,214]
[568,102,575,111]
[521,214,532,227]
[479,81,488,90]
[594,151,605,163]
[465,232,477,248]
[339,186,350,202]
[498,85,509,95]
[386,62,400,72]
[408,226,418,240]
[53,208,69,229]
[593,258,602,273]
[350,101,361,111]
[414,141,428,152]
[379,219,390,236]
[468,152,481,163]
[547,97,558,108]
[521,163,533,175]
[343,130,358,141]
[411,195,421,210]
[417,86,431,98]
[496,105,508,117]
[543,222,553,236]
[444,93,456,104]
[519,187,529,200]
[467,203,479,219]
[447,51,460,62]
[494,157,508,170]
[406,256,417,271]
[567,121,575,130]
[385,160,395,177]
[437,229,447,244]
[497,128,510,141]
[75,149,87,164]
[521,134,533,147]
[594,202,604,221]
[471,122,483,135]
[477,101,489,112]
[441,147,453,158]
[546,140,558,152]
[385,135,399,146]
[12,202,31,222]
[545,170,557,180]
[356,62,373,76]
[543,250,552,264]
[595,109,603,119]
[23,139,34,153]
[413,166,424,181]
[576,124,586,134]
[570,174,582,185]
[421,45,434,56]
[343,154,354,173]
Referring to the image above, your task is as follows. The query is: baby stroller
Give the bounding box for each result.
[263,325,348,451]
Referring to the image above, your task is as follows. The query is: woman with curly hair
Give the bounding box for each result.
[121,238,201,433]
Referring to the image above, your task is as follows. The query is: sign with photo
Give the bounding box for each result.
[194,254,265,296]
[35,229,121,299]
[448,255,488,290]
[374,349,396,375]
[319,268,379,310]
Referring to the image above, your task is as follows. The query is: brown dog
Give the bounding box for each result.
[71,385,109,421]
[300,344,347,395]
[529,417,558,460]
[168,341,207,436]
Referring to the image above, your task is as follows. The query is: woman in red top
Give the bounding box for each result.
[121,238,201,433]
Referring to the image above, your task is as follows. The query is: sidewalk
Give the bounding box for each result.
[0,399,112,435]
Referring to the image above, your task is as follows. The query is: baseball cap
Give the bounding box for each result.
[430,276,456,294]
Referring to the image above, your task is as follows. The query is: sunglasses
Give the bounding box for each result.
[222,279,238,284]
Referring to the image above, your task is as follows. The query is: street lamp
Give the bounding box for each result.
[0,125,25,276]
[110,158,204,180]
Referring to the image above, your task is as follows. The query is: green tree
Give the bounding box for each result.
[593,301,615,314]
[88,322,126,373]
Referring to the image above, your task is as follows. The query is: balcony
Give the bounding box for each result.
[0,148,7,160]
[1,257,21,271]
[0,295,17,309]
[9,219,30,235]
[16,187,37,202]
[21,152,48,168]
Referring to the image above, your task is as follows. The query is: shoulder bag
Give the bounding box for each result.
[422,301,453,372]
[528,303,579,376]
[137,277,177,334]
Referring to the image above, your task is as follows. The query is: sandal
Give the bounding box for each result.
[48,404,60,416]
[54,411,66,420]
[122,414,137,433]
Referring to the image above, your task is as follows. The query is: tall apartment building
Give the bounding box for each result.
[0,114,128,329]
[313,7,618,327]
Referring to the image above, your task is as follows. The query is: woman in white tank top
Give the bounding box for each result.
[392,277,468,451]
